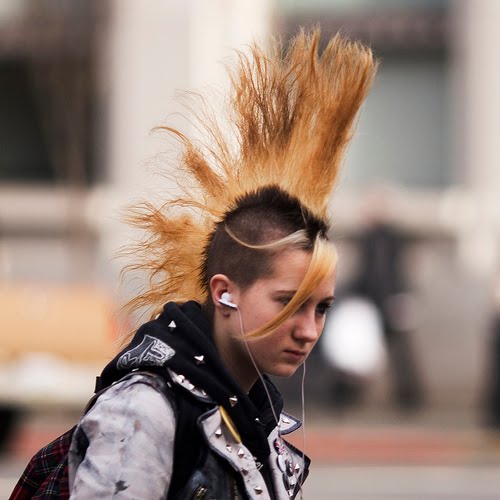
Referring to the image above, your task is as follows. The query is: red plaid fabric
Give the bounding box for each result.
[9,426,75,500]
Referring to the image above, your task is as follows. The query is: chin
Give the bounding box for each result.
[267,364,301,379]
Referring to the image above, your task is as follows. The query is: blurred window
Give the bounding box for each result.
[0,1,98,186]
[0,62,53,183]
[345,56,450,188]
[0,1,103,284]
[276,0,452,188]
[277,0,450,13]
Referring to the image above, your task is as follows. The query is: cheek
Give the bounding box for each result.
[272,320,295,340]
[315,320,327,340]
[318,317,327,333]
[255,325,289,350]
[246,300,282,329]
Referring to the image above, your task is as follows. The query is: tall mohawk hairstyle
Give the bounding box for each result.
[123,28,377,319]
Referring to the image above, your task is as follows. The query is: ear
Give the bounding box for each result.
[209,274,235,312]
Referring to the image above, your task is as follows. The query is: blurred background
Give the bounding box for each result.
[1,0,500,498]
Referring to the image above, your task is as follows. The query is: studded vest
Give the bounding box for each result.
[90,301,310,499]
[166,368,309,500]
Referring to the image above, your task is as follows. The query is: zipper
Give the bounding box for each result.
[232,477,239,500]
[192,485,207,499]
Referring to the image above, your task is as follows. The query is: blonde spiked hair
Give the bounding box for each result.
[123,28,377,326]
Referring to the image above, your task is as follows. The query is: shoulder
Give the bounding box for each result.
[95,371,173,403]
[69,373,177,498]
[79,372,177,439]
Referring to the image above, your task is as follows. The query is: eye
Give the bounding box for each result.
[316,302,333,316]
[277,296,293,307]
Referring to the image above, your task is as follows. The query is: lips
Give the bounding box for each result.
[283,349,307,362]
[285,349,307,356]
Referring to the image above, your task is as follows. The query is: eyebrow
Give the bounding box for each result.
[274,290,336,302]
[322,296,336,302]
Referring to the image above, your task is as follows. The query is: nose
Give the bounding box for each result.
[292,309,321,343]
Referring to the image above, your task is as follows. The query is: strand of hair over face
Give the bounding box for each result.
[241,236,337,339]
[121,29,377,322]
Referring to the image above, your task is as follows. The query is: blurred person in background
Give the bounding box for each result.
[485,268,500,429]
[0,404,19,455]
[321,191,423,412]
[350,220,422,411]
[10,30,376,500]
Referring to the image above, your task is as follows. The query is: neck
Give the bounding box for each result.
[213,316,258,393]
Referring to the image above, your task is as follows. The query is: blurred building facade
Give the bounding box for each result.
[1,0,499,414]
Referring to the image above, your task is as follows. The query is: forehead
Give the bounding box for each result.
[256,248,336,292]
[271,248,313,279]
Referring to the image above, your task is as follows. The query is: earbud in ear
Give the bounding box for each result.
[219,291,238,309]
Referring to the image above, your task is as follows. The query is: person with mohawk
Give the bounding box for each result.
[11,29,376,500]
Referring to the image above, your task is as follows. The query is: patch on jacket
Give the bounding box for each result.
[117,334,175,369]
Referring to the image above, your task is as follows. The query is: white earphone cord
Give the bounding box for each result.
[235,307,307,498]
[235,308,281,430]
[298,361,306,499]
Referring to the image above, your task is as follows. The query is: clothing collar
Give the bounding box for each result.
[97,301,284,463]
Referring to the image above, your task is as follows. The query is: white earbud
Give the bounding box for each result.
[219,291,237,309]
